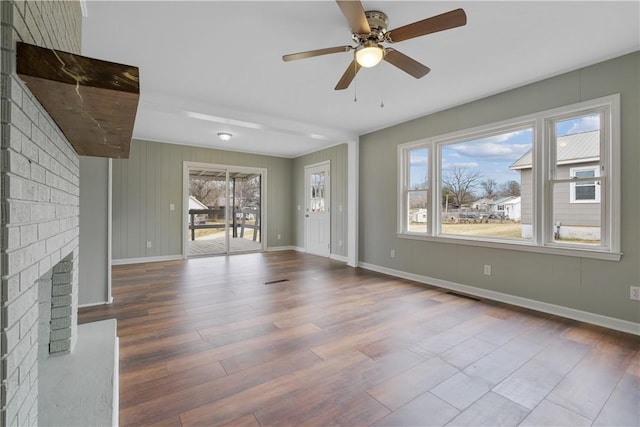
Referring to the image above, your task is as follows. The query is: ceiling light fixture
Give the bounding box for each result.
[355,43,384,68]
[217,132,232,142]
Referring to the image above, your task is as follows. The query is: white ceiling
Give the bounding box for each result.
[82,1,640,158]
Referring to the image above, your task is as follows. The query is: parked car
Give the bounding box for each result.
[459,213,478,219]
[488,213,503,219]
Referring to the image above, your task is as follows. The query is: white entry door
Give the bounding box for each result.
[305,162,330,257]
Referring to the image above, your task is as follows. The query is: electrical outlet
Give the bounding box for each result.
[146,241,152,248]
[390,249,396,258]
[338,240,342,247]
[631,286,640,301]
[483,264,492,275]
[277,234,281,240]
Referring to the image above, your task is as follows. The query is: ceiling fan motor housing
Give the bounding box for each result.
[353,10,388,45]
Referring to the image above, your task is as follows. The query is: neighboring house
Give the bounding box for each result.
[510,130,600,240]
[189,196,208,210]
[188,196,208,225]
[467,196,521,219]
[472,198,493,211]
[488,196,519,217]
[503,196,522,221]
[411,208,428,223]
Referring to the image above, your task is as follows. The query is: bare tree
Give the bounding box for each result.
[189,179,213,204]
[189,178,225,207]
[232,176,260,208]
[499,180,521,197]
[442,167,482,207]
[480,178,498,198]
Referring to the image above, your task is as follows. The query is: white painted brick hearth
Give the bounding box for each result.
[1,1,82,426]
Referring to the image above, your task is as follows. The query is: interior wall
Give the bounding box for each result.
[79,157,111,305]
[292,144,349,258]
[359,51,640,326]
[111,139,293,261]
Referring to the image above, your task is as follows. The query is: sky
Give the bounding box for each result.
[409,114,600,196]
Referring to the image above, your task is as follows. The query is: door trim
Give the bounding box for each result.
[304,160,331,257]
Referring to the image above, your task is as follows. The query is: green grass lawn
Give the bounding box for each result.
[409,221,526,239]
[441,222,524,238]
[410,222,600,244]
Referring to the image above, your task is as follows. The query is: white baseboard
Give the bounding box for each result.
[113,335,119,427]
[266,246,298,252]
[359,262,640,336]
[78,300,111,308]
[112,255,184,265]
[330,253,349,263]
[290,246,349,263]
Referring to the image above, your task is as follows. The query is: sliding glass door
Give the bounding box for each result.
[185,163,264,257]
[227,172,262,254]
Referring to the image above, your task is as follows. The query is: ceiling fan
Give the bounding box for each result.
[282,1,467,90]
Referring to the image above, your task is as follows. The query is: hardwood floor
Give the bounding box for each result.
[78,251,640,427]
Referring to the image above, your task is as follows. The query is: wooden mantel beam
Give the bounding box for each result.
[16,42,140,159]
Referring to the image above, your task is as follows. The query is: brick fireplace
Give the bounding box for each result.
[38,253,78,357]
[0,2,82,425]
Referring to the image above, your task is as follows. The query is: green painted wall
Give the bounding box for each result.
[79,157,110,304]
[112,139,293,260]
[293,144,349,257]
[359,52,640,324]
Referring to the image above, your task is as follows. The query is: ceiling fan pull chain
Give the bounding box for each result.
[353,59,358,102]
[380,62,385,108]
[353,79,357,102]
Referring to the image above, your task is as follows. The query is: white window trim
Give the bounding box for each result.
[397,94,621,261]
[569,166,601,204]
[398,141,431,235]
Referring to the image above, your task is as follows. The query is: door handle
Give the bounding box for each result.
[305,214,309,217]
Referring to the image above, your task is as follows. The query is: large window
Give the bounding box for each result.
[439,126,533,241]
[398,94,620,260]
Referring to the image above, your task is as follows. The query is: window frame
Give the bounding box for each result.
[397,94,621,261]
[398,144,431,235]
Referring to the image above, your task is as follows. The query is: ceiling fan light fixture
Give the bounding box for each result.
[217,132,232,142]
[356,44,384,68]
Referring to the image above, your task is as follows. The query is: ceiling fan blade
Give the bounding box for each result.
[336,0,371,34]
[282,46,353,62]
[383,48,430,79]
[334,59,361,90]
[387,8,467,43]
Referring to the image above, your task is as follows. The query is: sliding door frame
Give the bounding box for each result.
[182,161,267,257]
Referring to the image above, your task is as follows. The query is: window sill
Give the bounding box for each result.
[397,233,622,261]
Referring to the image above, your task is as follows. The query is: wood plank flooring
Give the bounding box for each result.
[78,251,640,427]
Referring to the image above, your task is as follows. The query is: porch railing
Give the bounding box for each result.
[188,208,260,241]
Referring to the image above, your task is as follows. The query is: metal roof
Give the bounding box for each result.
[510,130,600,169]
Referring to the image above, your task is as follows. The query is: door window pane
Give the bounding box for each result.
[310,172,326,212]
